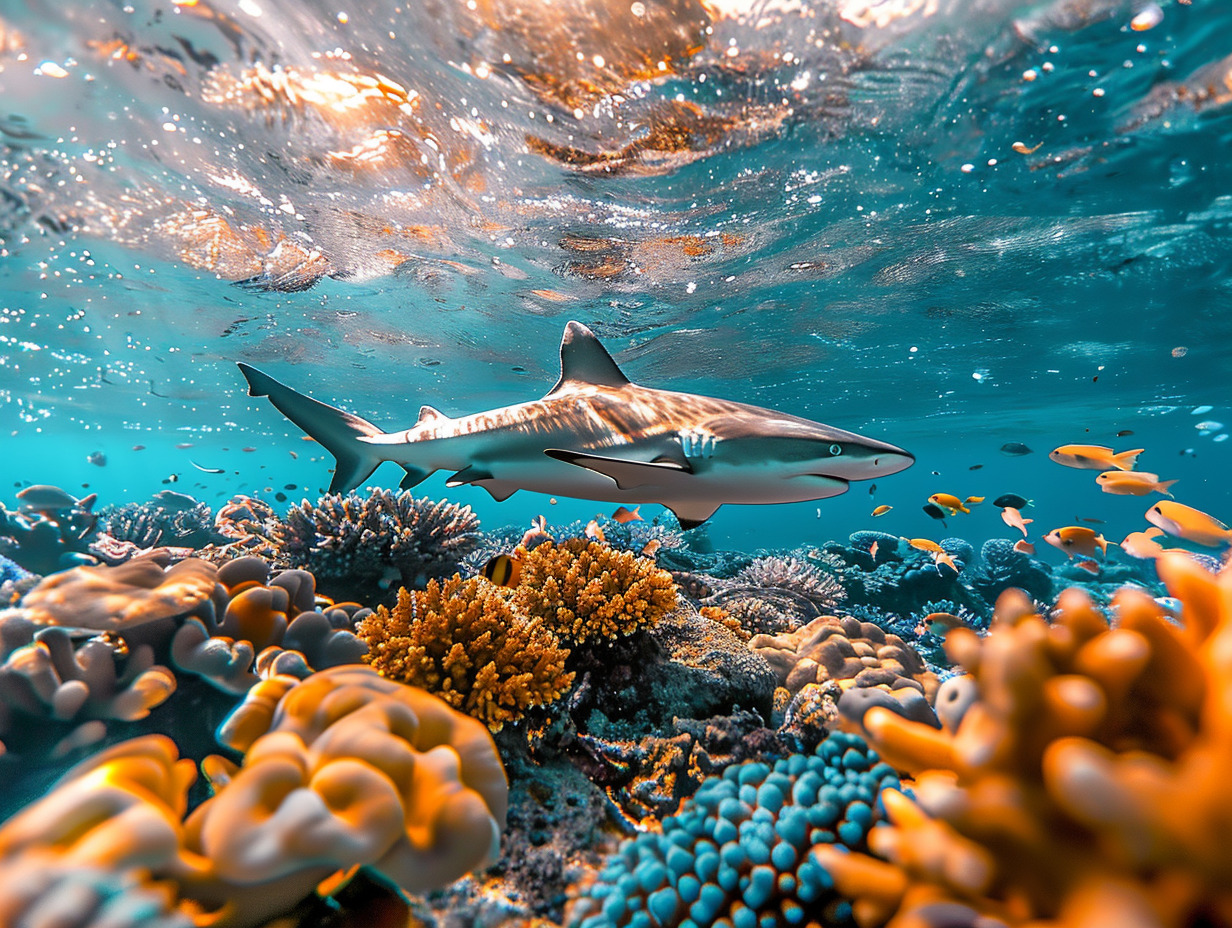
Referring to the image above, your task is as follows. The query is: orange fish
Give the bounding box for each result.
[1000,506,1033,537]
[933,550,959,574]
[1120,527,1166,560]
[922,611,967,631]
[585,519,606,543]
[611,505,643,523]
[482,553,522,587]
[1043,526,1109,559]
[1146,501,1232,547]
[520,514,553,548]
[869,540,879,560]
[1049,444,1142,471]
[928,493,982,515]
[872,505,893,517]
[641,539,662,557]
[1013,539,1035,555]
[908,538,944,554]
[1075,558,1101,575]
[1095,471,1177,497]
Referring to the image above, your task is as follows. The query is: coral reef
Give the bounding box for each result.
[513,538,678,642]
[358,574,574,731]
[270,489,481,602]
[101,495,219,550]
[735,555,847,612]
[820,552,1232,928]
[0,485,100,574]
[969,537,1053,606]
[171,556,368,693]
[567,731,900,928]
[0,666,508,928]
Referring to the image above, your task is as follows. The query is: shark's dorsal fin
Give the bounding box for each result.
[546,321,630,395]
[417,405,448,424]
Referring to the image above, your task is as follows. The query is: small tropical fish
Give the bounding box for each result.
[132,444,146,451]
[921,611,967,632]
[190,461,226,474]
[284,483,297,490]
[87,451,107,467]
[641,539,662,557]
[275,492,287,502]
[1000,442,1033,456]
[1079,517,1106,524]
[1013,539,1035,555]
[1049,444,1143,471]
[928,493,982,515]
[289,450,298,459]
[1146,501,1232,547]
[242,446,257,452]
[872,505,892,517]
[1096,470,1177,497]
[1121,527,1166,560]
[520,514,553,548]
[933,550,959,574]
[1075,558,1101,575]
[869,540,879,560]
[16,485,83,511]
[152,490,199,511]
[921,503,948,522]
[482,553,522,587]
[1117,429,1134,437]
[993,493,1032,509]
[585,519,606,543]
[908,538,944,554]
[163,474,179,483]
[611,505,643,523]
[869,483,877,496]
[969,464,984,471]
[1000,506,1033,537]
[175,442,194,449]
[1043,526,1109,559]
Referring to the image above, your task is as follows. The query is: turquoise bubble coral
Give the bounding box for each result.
[568,731,900,928]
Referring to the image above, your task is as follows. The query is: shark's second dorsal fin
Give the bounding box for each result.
[546,321,630,395]
[417,405,448,424]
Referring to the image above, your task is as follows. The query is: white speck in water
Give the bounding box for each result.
[1192,405,1214,415]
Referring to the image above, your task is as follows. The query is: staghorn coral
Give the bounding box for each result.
[358,574,573,732]
[101,497,218,550]
[970,536,1053,606]
[750,614,940,727]
[567,731,901,928]
[513,538,677,642]
[818,551,1232,928]
[271,489,480,603]
[171,556,368,694]
[735,555,847,613]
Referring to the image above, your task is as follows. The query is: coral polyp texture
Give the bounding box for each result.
[567,731,900,928]
[270,489,481,602]
[512,538,678,641]
[819,551,1232,928]
[0,666,508,928]
[358,574,574,731]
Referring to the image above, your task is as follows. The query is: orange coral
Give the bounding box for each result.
[816,552,1232,928]
[512,538,678,642]
[358,575,573,731]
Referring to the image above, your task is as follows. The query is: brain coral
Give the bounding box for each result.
[818,552,1232,928]
[513,538,678,642]
[568,731,900,928]
[271,489,481,601]
[358,574,574,731]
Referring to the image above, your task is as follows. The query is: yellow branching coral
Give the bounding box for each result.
[512,538,677,642]
[816,552,1232,928]
[357,575,574,731]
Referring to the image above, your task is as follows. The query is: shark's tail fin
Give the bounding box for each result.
[238,363,386,493]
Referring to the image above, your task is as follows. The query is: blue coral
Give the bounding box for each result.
[569,731,899,928]
[970,538,1052,606]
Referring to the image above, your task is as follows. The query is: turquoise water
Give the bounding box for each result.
[2,0,1230,552]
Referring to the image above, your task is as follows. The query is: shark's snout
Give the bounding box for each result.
[821,438,914,480]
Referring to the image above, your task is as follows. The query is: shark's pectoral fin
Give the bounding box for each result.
[666,501,721,531]
[399,466,430,490]
[544,449,691,489]
[445,464,518,502]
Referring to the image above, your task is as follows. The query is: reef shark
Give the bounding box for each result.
[237,321,913,528]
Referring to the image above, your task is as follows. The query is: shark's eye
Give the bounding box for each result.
[829,443,843,456]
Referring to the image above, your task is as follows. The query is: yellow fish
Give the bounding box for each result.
[482,553,523,587]
[1095,471,1177,497]
[1043,526,1109,559]
[908,538,944,554]
[1146,501,1232,547]
[1120,527,1166,560]
[1049,444,1142,471]
[871,504,893,517]
[927,493,983,515]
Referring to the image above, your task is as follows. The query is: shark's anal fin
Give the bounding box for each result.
[399,466,430,490]
[666,501,721,530]
[544,449,691,489]
[445,464,518,502]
